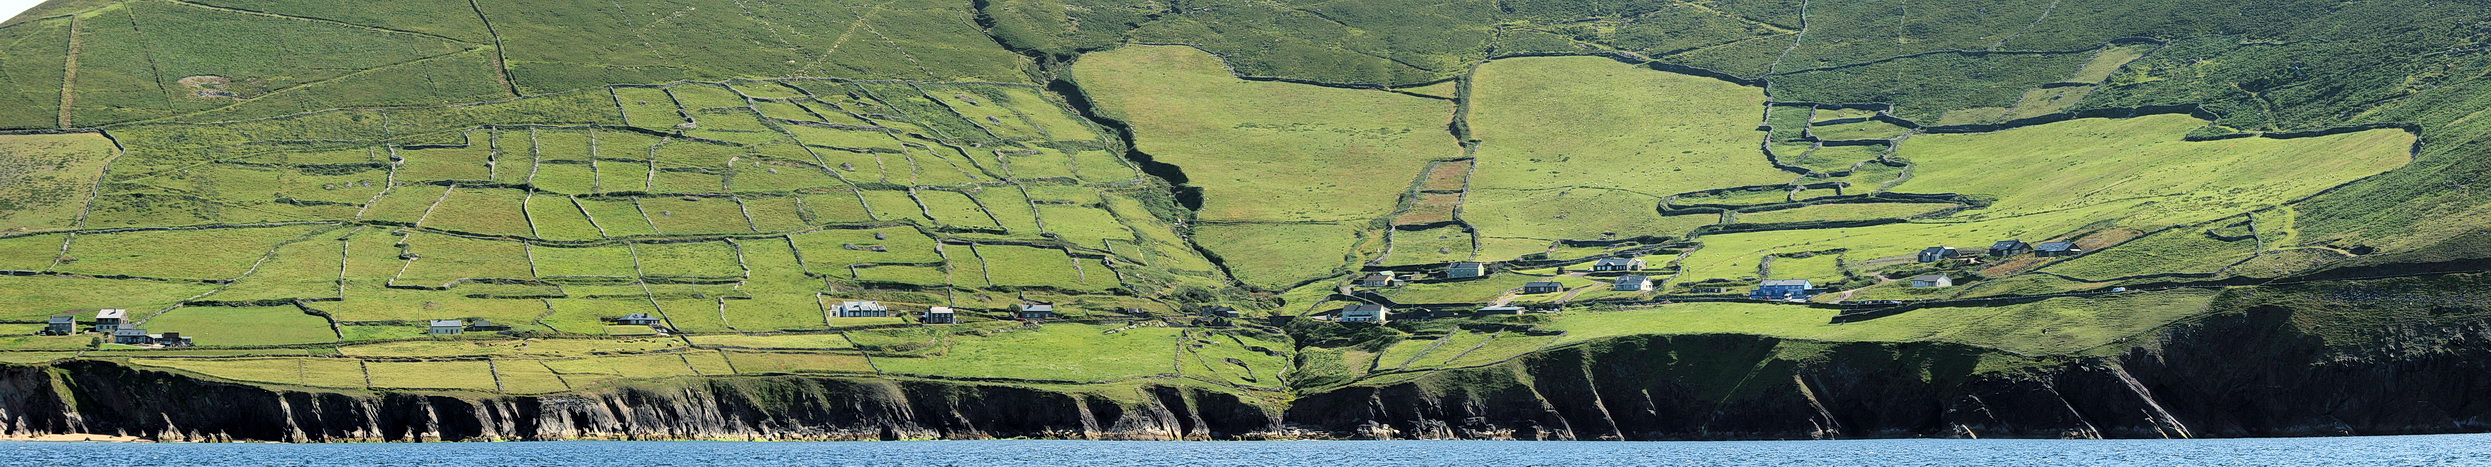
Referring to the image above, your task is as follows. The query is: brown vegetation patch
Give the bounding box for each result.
[1394,193,1461,225]
[1417,159,1471,192]
[178,75,242,99]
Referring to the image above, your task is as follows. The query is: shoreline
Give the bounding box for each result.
[0,433,149,443]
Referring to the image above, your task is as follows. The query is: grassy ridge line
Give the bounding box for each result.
[56,15,77,128]
[161,0,482,45]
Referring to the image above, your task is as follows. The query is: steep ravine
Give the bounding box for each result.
[5,306,2488,442]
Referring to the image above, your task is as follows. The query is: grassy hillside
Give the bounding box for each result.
[5,0,2491,406]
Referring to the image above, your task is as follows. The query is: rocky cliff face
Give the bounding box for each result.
[4,306,2486,442]
[0,361,1280,442]
[1286,306,2491,440]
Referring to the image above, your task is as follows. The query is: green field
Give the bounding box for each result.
[1074,45,1455,282]
[875,323,1182,382]
[0,134,117,232]
[137,305,338,346]
[1673,115,2413,285]
[1461,57,1788,254]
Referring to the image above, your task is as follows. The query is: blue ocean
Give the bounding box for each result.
[8,434,2491,466]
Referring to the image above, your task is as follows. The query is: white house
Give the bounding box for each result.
[1340,304,1389,323]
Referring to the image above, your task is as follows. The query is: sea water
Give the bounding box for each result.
[7,434,2491,466]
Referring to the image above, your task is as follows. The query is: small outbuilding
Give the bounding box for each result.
[1917,246,1957,263]
[836,301,891,318]
[152,332,192,348]
[429,320,466,335]
[1340,304,1389,323]
[466,319,512,332]
[1201,305,1241,319]
[2035,242,2082,257]
[1591,258,1646,272]
[613,313,662,326]
[1446,262,1487,279]
[1521,281,1565,294]
[1613,275,1653,292]
[1910,274,1954,288]
[1016,304,1057,320]
[1356,272,1404,288]
[922,306,958,324]
[1988,240,2033,257]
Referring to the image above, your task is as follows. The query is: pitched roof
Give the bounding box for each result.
[926,306,955,315]
[1912,274,1950,282]
[842,301,887,309]
[1614,275,1651,284]
[430,319,465,327]
[1342,304,1388,313]
[113,329,148,336]
[1922,246,1953,253]
[620,313,653,320]
[1359,273,1395,281]
[95,309,126,319]
[1760,279,1813,287]
[1594,258,1638,266]
[2036,241,2078,251]
[1524,281,1563,287]
[1449,262,1485,269]
[48,316,73,323]
[1990,240,2029,249]
[1019,304,1053,312]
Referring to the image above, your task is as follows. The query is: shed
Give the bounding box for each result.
[1446,262,1487,279]
[429,320,466,335]
[2035,241,2082,257]
[1591,258,1646,272]
[467,319,512,332]
[1988,240,2033,257]
[1016,304,1057,320]
[1340,304,1389,323]
[613,313,662,326]
[1201,305,1241,319]
[1613,275,1653,292]
[1917,246,1957,263]
[1521,281,1565,294]
[837,301,891,318]
[1910,274,1954,288]
[922,306,958,325]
